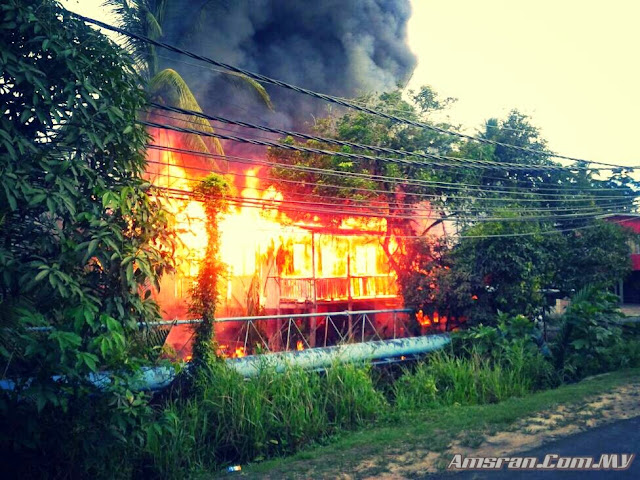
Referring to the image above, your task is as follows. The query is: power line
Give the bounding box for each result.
[72,13,638,170]
[47,113,637,196]
[144,129,634,195]
[154,185,620,223]
[145,144,638,204]
[158,187,639,239]
[142,118,566,173]
[146,160,635,215]
[141,119,635,178]
[147,102,596,173]
[51,134,633,205]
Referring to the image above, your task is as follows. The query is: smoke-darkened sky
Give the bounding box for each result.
[156,0,416,131]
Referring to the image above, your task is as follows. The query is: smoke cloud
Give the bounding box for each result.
[160,1,416,121]
[159,0,416,150]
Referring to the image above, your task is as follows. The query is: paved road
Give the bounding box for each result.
[426,416,640,479]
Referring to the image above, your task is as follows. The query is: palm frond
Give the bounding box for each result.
[143,9,162,40]
[149,68,202,111]
[103,0,156,77]
[224,71,274,110]
[148,68,225,157]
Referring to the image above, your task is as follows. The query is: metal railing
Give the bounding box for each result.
[274,275,398,302]
[151,308,414,355]
[27,309,415,356]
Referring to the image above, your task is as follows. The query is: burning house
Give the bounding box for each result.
[136,0,454,356]
[145,130,453,357]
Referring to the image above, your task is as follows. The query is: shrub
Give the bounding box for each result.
[0,2,173,477]
[552,288,626,381]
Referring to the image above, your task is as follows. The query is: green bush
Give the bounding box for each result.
[552,288,626,380]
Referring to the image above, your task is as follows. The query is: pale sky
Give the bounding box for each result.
[63,0,640,167]
[407,0,640,167]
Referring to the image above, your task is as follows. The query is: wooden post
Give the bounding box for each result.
[310,231,317,347]
[347,238,353,341]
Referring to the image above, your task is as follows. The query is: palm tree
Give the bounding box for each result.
[105,0,271,157]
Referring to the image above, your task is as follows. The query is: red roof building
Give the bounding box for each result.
[604,214,640,304]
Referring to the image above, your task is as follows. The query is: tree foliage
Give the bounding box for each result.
[190,174,229,368]
[0,0,174,475]
[267,87,464,275]
[552,288,626,381]
[269,93,637,323]
[434,111,635,322]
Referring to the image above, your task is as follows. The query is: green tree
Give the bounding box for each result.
[442,219,554,321]
[430,219,633,325]
[407,111,635,322]
[550,220,633,295]
[0,1,173,475]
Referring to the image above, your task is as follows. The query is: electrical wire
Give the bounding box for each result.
[142,118,559,173]
[147,103,590,173]
[157,184,640,239]
[153,185,622,223]
[45,115,637,196]
[144,109,639,195]
[141,120,638,181]
[47,138,635,206]
[72,13,639,170]
[145,143,638,204]
[145,161,635,215]
[145,139,636,196]
[159,188,629,239]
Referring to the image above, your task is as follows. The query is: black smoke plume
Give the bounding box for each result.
[159,0,416,141]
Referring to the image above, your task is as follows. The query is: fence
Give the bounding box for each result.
[148,308,414,356]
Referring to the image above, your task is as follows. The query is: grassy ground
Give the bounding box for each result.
[232,367,640,479]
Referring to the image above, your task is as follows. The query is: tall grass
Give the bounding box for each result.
[394,345,554,410]
[141,361,385,477]
[139,340,561,478]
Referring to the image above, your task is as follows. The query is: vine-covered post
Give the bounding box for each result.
[191,175,229,368]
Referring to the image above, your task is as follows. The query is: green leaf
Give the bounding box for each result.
[87,238,98,258]
[34,269,49,282]
[571,339,588,350]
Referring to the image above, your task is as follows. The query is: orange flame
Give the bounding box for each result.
[416,310,431,327]
[145,131,403,321]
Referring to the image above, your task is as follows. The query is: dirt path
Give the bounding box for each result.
[356,379,640,479]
